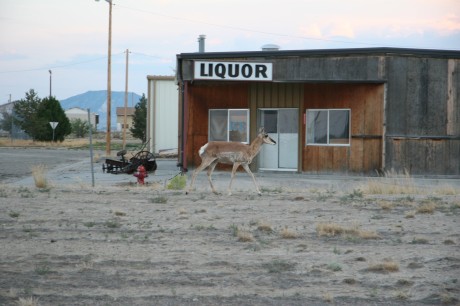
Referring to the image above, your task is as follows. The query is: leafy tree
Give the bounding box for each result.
[130,94,147,142]
[70,118,90,138]
[34,96,71,141]
[13,89,41,137]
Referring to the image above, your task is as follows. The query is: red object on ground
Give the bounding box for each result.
[133,165,148,184]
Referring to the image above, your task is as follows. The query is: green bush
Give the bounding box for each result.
[167,174,187,190]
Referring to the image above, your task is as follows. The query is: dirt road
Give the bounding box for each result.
[0,154,459,305]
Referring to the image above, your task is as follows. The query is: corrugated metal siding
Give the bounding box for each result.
[154,80,179,153]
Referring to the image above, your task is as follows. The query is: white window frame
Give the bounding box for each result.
[209,109,250,143]
[306,108,351,146]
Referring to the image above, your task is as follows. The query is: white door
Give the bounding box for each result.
[258,109,298,171]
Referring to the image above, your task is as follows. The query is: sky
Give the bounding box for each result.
[0,0,459,105]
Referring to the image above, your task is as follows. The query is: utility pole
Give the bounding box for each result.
[49,70,52,98]
[96,0,113,157]
[122,48,129,150]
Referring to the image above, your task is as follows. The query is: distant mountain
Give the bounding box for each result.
[60,90,142,130]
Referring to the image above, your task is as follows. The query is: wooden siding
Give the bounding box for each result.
[185,82,249,168]
[385,58,460,175]
[303,83,384,173]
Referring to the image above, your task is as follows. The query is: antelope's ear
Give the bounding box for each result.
[258,127,265,134]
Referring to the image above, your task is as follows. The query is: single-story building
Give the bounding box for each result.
[65,107,98,130]
[175,47,460,176]
[146,75,179,154]
[115,107,135,131]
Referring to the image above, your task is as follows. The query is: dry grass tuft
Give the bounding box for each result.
[405,210,416,218]
[322,292,334,303]
[367,260,400,273]
[237,228,254,242]
[316,223,348,236]
[416,202,436,214]
[31,164,48,188]
[316,222,379,240]
[280,227,298,239]
[257,221,273,232]
[378,200,394,210]
[433,184,460,195]
[362,169,418,195]
[16,297,40,306]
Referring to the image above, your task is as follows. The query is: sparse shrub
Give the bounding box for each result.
[410,237,429,244]
[9,211,20,218]
[327,262,342,271]
[34,262,51,275]
[262,259,296,273]
[150,196,168,204]
[104,219,121,228]
[31,164,48,189]
[167,174,187,190]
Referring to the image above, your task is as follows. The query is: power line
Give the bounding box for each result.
[0,52,125,74]
[115,4,396,48]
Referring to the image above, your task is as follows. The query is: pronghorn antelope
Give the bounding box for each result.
[187,128,276,195]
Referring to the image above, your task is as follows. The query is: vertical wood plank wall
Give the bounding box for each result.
[186,82,248,168]
[303,83,384,173]
[249,83,304,170]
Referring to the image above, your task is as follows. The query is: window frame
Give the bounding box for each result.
[305,108,351,147]
[208,109,250,143]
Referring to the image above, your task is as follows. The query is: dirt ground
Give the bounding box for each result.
[0,148,459,305]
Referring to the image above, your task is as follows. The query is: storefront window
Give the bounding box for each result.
[306,109,350,146]
[209,109,249,143]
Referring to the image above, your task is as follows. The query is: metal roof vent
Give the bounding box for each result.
[198,35,206,53]
[261,44,280,51]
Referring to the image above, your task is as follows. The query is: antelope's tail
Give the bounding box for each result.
[199,143,209,157]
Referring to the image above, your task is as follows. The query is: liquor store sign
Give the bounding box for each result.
[194,61,272,81]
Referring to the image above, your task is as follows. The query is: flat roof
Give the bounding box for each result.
[177,47,460,60]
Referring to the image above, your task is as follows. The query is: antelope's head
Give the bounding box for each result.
[259,127,276,145]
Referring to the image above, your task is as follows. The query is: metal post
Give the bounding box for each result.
[122,49,129,150]
[88,109,95,187]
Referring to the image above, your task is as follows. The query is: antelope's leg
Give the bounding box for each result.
[242,164,261,195]
[207,160,219,194]
[188,158,215,192]
[227,162,241,196]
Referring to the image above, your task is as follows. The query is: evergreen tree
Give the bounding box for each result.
[130,94,147,142]
[35,96,71,141]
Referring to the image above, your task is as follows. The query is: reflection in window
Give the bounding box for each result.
[306,109,350,146]
[209,109,249,143]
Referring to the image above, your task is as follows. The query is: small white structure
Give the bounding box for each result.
[65,107,98,129]
[147,76,178,155]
